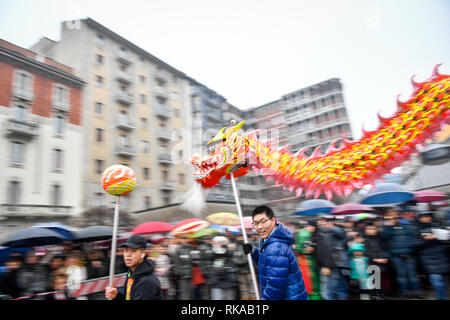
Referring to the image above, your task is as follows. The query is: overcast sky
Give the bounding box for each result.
[1,0,449,139]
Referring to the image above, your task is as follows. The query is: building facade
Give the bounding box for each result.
[31,18,194,213]
[0,39,85,240]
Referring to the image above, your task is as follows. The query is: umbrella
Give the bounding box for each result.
[1,228,65,248]
[170,218,210,235]
[414,190,447,203]
[190,228,220,239]
[132,221,174,235]
[331,203,375,215]
[206,212,240,226]
[294,199,336,216]
[360,183,414,207]
[345,213,378,221]
[32,222,76,241]
[72,226,113,242]
[242,216,253,229]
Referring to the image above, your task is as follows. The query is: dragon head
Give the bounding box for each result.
[190,120,250,188]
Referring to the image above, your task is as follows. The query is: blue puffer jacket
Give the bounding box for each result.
[251,223,308,300]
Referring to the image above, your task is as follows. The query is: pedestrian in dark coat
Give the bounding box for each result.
[416,211,449,300]
[380,207,423,299]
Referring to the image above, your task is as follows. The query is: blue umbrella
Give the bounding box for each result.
[294,199,336,216]
[32,223,76,241]
[360,183,414,207]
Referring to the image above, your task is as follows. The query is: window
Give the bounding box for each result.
[95,102,104,114]
[162,170,168,181]
[143,167,150,180]
[96,128,104,142]
[8,181,20,205]
[140,94,146,104]
[178,173,185,185]
[96,54,104,65]
[141,140,149,153]
[144,196,151,208]
[141,117,148,129]
[54,85,68,103]
[163,196,170,206]
[95,75,104,87]
[97,34,105,47]
[11,141,24,164]
[95,159,104,174]
[120,135,129,146]
[15,105,26,122]
[17,72,31,90]
[51,184,62,206]
[174,109,180,117]
[139,75,146,85]
[53,149,63,170]
[55,116,64,135]
[95,192,104,207]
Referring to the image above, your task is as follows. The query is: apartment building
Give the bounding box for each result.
[31,18,194,212]
[234,78,353,216]
[0,39,85,240]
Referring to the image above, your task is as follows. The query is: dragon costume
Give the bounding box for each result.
[190,65,449,200]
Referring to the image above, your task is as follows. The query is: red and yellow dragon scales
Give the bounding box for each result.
[190,65,450,200]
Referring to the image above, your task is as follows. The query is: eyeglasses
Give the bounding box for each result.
[252,218,272,229]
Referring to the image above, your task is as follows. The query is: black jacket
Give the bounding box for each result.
[315,226,350,269]
[364,234,389,272]
[115,259,162,300]
[416,222,449,275]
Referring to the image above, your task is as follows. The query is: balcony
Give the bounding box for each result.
[159,181,176,191]
[115,145,136,157]
[206,112,222,123]
[155,105,170,119]
[157,129,171,141]
[0,204,72,218]
[116,70,134,84]
[157,153,173,165]
[5,118,39,138]
[117,118,136,131]
[116,50,132,65]
[52,98,71,113]
[115,91,134,105]
[154,86,170,100]
[154,69,169,82]
[190,86,202,97]
[12,86,34,101]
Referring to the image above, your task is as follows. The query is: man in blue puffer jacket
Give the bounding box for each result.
[243,206,308,300]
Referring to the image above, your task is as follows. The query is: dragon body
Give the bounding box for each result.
[190,66,450,200]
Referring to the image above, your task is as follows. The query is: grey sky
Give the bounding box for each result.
[1,0,449,139]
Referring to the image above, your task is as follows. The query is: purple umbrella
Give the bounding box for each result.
[331,203,375,215]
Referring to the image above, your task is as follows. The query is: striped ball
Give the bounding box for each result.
[101,165,136,196]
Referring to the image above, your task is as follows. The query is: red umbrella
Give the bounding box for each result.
[414,190,447,203]
[132,222,174,235]
[170,218,209,235]
[331,203,375,215]
[243,216,253,229]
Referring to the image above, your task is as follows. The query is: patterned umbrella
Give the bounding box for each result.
[206,212,240,226]
[132,222,174,235]
[331,203,375,215]
[414,190,447,203]
[190,228,220,239]
[170,218,209,235]
[345,213,378,221]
